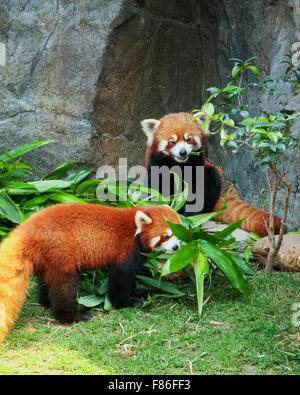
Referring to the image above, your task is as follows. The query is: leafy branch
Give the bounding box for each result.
[193,54,300,273]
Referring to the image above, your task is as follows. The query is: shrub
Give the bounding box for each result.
[193,54,300,273]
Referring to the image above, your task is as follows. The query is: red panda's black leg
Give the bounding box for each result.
[47,272,93,324]
[35,271,51,308]
[38,281,51,308]
[108,266,142,308]
[108,247,146,309]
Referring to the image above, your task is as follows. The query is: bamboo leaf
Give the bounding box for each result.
[104,294,113,310]
[197,240,249,296]
[0,140,55,162]
[227,251,255,276]
[1,181,38,195]
[64,169,93,183]
[23,195,51,209]
[186,199,227,227]
[45,161,74,180]
[48,192,87,204]
[194,251,209,317]
[215,218,245,239]
[161,241,198,276]
[98,278,108,296]
[0,191,22,224]
[29,180,74,193]
[136,275,185,296]
[166,220,193,243]
[76,180,104,195]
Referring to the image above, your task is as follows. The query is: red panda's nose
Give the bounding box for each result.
[172,244,179,251]
[179,149,187,157]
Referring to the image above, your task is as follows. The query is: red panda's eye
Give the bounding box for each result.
[170,141,176,146]
[163,234,171,240]
[187,137,192,143]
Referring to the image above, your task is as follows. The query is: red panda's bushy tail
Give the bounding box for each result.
[213,194,287,237]
[0,229,33,344]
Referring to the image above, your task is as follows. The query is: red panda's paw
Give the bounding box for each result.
[128,296,144,308]
[54,308,93,324]
[77,309,94,322]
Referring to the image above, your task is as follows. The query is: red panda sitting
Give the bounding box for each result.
[141,112,285,237]
[0,203,181,344]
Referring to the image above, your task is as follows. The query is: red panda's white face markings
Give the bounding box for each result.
[141,113,208,163]
[149,236,161,248]
[161,128,203,163]
[135,206,181,254]
[156,131,201,163]
[149,227,180,254]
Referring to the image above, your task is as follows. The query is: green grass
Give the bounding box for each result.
[0,270,299,375]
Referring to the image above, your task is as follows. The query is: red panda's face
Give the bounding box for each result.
[134,205,181,254]
[141,113,209,163]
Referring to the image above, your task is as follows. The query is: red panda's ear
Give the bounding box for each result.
[194,112,211,135]
[135,210,152,235]
[141,119,161,145]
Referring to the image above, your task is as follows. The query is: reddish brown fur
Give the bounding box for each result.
[145,145,152,168]
[137,205,181,249]
[213,194,285,236]
[19,204,180,275]
[145,113,207,168]
[151,112,206,157]
[0,203,181,343]
[20,204,137,275]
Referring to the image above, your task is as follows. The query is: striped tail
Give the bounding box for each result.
[0,229,33,344]
[213,194,286,237]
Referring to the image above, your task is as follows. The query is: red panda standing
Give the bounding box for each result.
[0,203,181,344]
[141,112,285,236]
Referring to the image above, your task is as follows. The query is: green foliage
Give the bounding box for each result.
[77,183,254,316]
[143,201,255,318]
[0,142,103,238]
[194,54,299,273]
[0,140,254,318]
[193,54,299,171]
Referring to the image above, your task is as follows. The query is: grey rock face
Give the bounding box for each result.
[0,0,299,228]
[205,0,300,231]
[252,234,300,272]
[0,0,123,172]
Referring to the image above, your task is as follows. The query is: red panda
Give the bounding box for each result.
[0,203,181,344]
[141,112,285,237]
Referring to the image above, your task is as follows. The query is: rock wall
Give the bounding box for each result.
[0,0,123,171]
[0,0,299,228]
